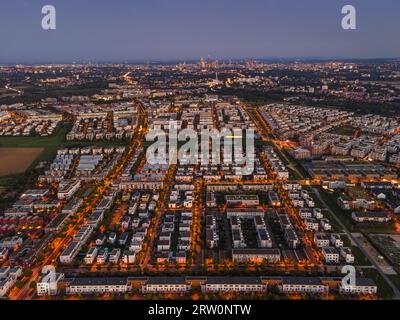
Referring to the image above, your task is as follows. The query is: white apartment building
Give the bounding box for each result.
[57,179,81,200]
[320,219,332,231]
[313,208,323,219]
[340,279,377,295]
[304,218,319,232]
[340,247,355,264]
[0,248,8,262]
[322,247,340,264]
[314,233,330,248]
[330,234,344,248]
[37,269,64,296]
[280,277,328,294]
[84,247,98,265]
[59,241,81,264]
[96,249,109,264]
[141,278,191,293]
[202,279,266,292]
[0,236,23,249]
[66,278,129,294]
[232,249,281,263]
[0,276,16,298]
[0,267,22,298]
[122,251,136,264]
[299,209,313,219]
[109,248,121,264]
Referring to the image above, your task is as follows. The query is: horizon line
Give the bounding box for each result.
[1,56,400,65]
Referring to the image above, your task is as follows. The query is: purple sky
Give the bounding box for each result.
[1,0,399,63]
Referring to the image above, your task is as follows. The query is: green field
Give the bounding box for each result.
[329,125,356,137]
[316,188,355,231]
[0,126,69,148]
[352,246,371,266]
[363,268,394,299]
[388,275,400,291]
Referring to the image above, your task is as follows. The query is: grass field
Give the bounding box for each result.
[363,268,394,299]
[0,126,69,148]
[388,275,400,291]
[316,187,355,231]
[0,148,44,176]
[329,125,356,137]
[0,125,128,149]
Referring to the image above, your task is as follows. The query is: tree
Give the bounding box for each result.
[15,280,25,290]
[29,281,37,289]
[23,269,33,277]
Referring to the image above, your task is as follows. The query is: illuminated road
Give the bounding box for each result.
[140,164,177,268]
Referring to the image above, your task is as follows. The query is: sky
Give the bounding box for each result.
[0,0,399,63]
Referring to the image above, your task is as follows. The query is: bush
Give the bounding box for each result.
[29,281,37,289]
[23,269,33,277]
[15,280,25,290]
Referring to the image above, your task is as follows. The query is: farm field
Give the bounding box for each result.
[0,147,44,176]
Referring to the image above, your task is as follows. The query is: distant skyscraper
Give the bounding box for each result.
[199,57,207,69]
